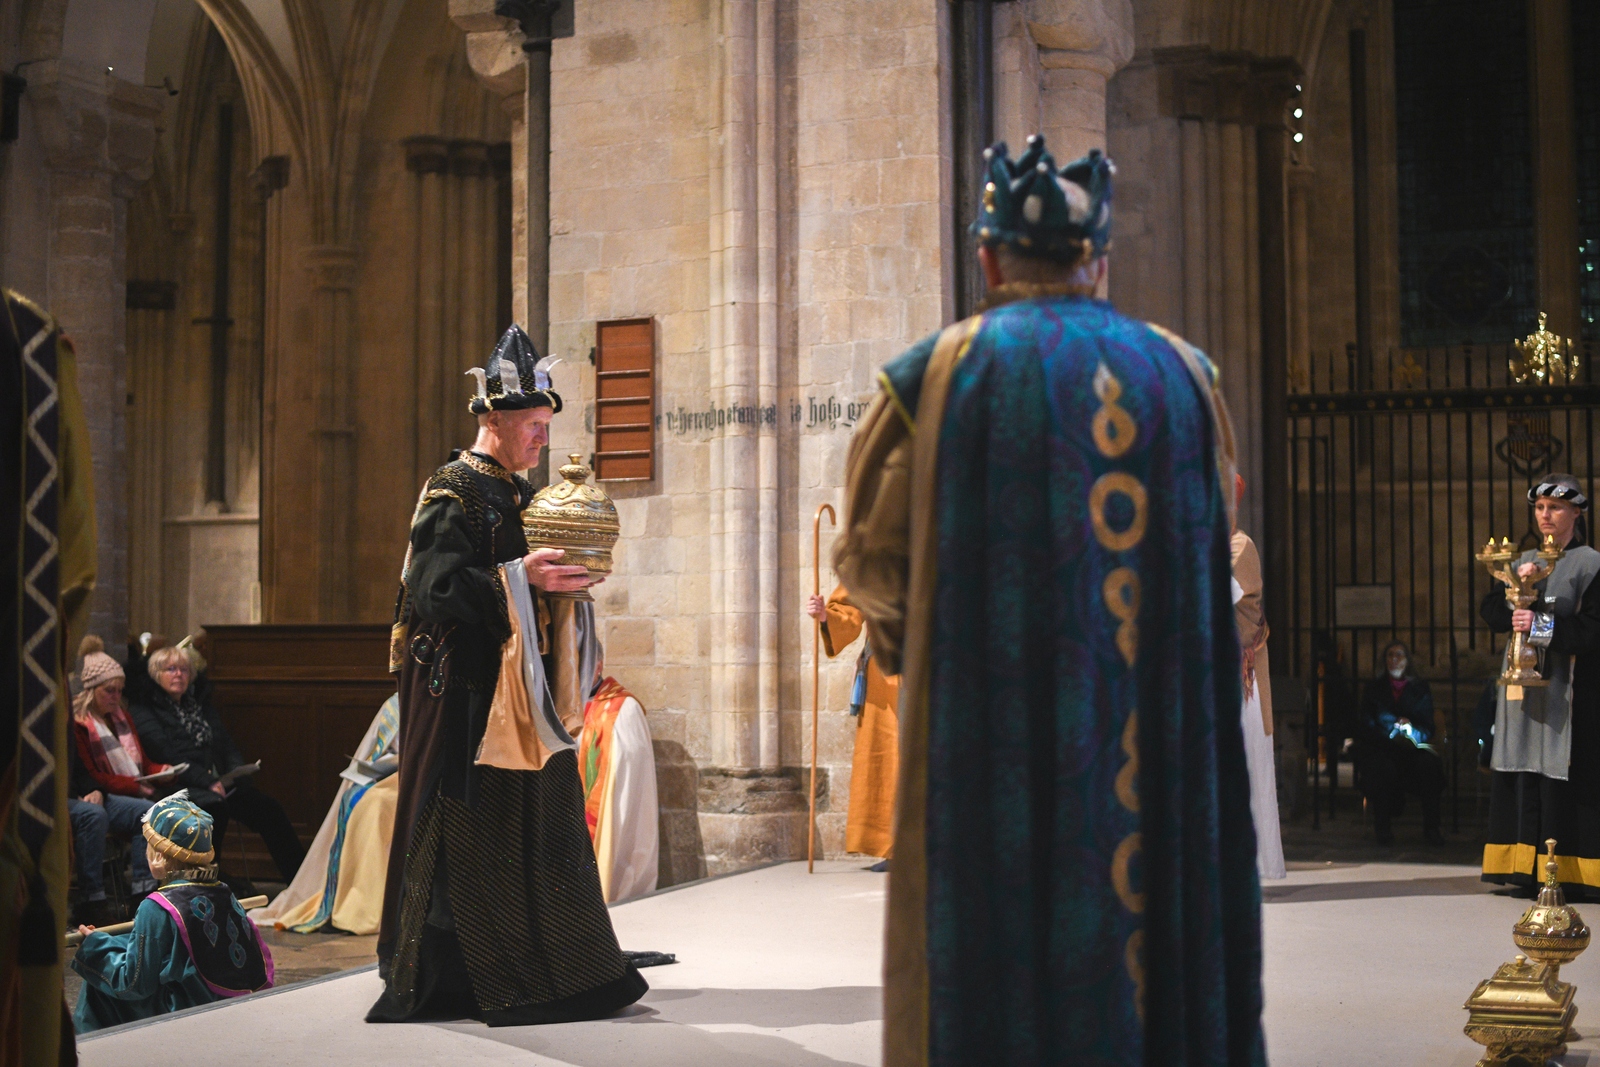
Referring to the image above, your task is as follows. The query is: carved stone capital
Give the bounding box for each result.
[27,58,162,190]
[1026,0,1135,78]
[1152,46,1302,128]
[404,135,450,175]
[448,139,491,178]
[449,0,527,100]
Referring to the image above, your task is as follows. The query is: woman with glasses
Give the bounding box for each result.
[128,644,305,885]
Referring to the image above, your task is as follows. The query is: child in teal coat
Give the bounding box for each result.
[71,795,273,1032]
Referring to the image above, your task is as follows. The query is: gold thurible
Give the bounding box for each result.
[1464,839,1590,1066]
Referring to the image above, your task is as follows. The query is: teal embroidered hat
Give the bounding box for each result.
[969,136,1115,265]
[143,795,215,866]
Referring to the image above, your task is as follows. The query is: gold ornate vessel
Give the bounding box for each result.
[522,453,620,600]
[1514,840,1591,965]
[1464,840,1589,1066]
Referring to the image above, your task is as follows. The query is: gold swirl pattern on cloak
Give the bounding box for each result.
[1092,363,1137,458]
[1111,832,1145,914]
[1115,712,1144,1018]
[1092,362,1148,1020]
[1125,929,1147,1020]
[1089,472,1148,552]
[1103,568,1140,668]
[1114,711,1139,814]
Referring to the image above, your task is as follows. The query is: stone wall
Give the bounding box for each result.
[542,0,950,862]
[5,0,1404,884]
[0,49,161,648]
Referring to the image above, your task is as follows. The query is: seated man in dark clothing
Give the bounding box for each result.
[1355,640,1445,844]
[128,645,305,884]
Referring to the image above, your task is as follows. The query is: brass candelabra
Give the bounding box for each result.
[1475,534,1566,701]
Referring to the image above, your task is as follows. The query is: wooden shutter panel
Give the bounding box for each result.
[594,317,654,481]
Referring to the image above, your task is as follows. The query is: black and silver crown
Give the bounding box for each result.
[466,324,563,414]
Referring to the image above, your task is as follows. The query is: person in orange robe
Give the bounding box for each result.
[808,585,899,861]
[577,668,659,904]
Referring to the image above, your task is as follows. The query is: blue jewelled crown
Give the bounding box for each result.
[969,136,1115,265]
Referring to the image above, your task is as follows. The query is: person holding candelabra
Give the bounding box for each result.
[1480,475,1600,898]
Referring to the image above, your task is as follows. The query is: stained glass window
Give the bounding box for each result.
[1574,1,1600,341]
[1393,0,1536,347]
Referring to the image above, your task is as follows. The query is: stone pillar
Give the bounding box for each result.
[406,134,500,482]
[1528,0,1580,341]
[506,101,529,331]
[406,136,450,482]
[1257,116,1292,654]
[452,139,495,420]
[1288,163,1313,391]
[304,245,359,620]
[447,2,527,319]
[1108,47,1298,547]
[1028,5,1134,163]
[708,0,781,775]
[993,6,1043,145]
[30,60,160,647]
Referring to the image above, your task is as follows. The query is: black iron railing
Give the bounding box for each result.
[1286,340,1598,832]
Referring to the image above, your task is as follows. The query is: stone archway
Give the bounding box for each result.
[5,0,519,639]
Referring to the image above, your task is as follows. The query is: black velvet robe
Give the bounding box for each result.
[370,450,644,1025]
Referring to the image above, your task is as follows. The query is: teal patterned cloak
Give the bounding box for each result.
[851,292,1264,1067]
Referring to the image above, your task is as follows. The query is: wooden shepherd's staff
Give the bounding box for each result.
[65,895,269,947]
[810,502,836,873]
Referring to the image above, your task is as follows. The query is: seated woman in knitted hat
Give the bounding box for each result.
[67,635,178,925]
[69,796,273,1033]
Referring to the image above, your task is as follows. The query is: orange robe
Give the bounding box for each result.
[577,678,658,903]
[822,585,900,858]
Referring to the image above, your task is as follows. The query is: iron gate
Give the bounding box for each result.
[1285,339,1600,830]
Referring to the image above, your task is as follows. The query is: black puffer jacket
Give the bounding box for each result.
[128,686,243,791]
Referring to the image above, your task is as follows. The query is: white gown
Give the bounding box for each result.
[1233,577,1286,880]
[594,696,660,904]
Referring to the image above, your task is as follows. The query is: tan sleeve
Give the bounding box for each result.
[1232,532,1265,648]
[821,585,863,658]
[833,389,914,675]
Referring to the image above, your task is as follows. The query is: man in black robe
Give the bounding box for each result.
[369,325,646,1025]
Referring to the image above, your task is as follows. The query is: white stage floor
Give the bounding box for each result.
[77,859,1600,1066]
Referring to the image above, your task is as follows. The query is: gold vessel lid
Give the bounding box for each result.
[528,455,618,521]
[523,454,620,573]
[1512,839,1591,963]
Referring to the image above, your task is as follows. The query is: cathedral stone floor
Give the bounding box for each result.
[72,853,1600,1066]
